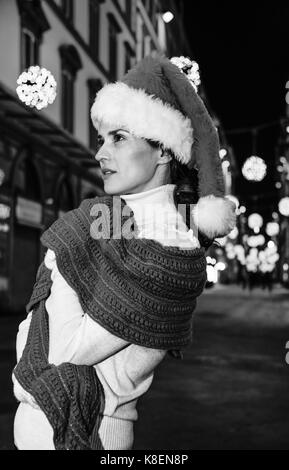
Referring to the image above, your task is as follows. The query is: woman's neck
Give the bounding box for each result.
[120,183,176,206]
[120,184,187,238]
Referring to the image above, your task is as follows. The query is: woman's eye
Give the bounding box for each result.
[114,134,125,143]
[97,137,104,148]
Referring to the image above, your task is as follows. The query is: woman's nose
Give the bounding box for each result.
[95,150,109,163]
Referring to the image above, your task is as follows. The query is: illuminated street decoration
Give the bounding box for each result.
[0,204,10,220]
[278,197,289,217]
[162,11,174,23]
[242,156,267,182]
[248,213,263,230]
[170,56,201,92]
[219,149,228,159]
[265,222,279,237]
[215,262,226,271]
[247,235,265,248]
[16,66,57,110]
[277,157,289,180]
[235,245,245,265]
[0,223,9,233]
[259,246,279,273]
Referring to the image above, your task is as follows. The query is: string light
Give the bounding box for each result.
[279,197,289,217]
[162,11,174,23]
[242,156,267,182]
[265,222,279,237]
[219,149,228,159]
[248,213,263,230]
[16,66,57,110]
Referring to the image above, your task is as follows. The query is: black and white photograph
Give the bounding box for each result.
[0,0,288,452]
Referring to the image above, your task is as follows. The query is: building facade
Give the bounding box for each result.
[0,0,233,312]
[0,0,193,313]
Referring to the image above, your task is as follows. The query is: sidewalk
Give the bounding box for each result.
[1,285,289,450]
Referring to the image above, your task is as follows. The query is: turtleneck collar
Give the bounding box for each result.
[120,184,190,241]
[120,183,176,207]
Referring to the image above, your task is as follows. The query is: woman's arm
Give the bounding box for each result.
[15,311,33,363]
[43,249,130,366]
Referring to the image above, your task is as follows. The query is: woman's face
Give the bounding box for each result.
[95,121,166,195]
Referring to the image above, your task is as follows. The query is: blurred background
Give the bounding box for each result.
[0,0,288,450]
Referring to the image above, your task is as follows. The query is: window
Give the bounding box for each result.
[125,0,132,24]
[16,0,50,71]
[88,79,102,150]
[107,14,121,80]
[21,29,39,70]
[124,41,135,74]
[89,0,101,60]
[61,69,74,133]
[61,0,74,22]
[59,45,82,134]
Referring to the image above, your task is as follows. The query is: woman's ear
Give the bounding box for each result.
[157,147,173,165]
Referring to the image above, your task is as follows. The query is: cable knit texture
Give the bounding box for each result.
[38,195,207,349]
[13,194,207,450]
[13,295,105,450]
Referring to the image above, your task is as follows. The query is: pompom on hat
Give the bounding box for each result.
[91,54,236,239]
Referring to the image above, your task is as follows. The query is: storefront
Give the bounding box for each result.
[0,82,103,314]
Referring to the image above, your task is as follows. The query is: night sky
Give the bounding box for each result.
[182,2,289,218]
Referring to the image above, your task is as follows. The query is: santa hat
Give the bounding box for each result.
[91,54,236,239]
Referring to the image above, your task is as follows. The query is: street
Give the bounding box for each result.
[1,284,289,450]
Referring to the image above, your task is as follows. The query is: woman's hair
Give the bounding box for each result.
[145,139,198,203]
[145,138,213,249]
[146,139,213,360]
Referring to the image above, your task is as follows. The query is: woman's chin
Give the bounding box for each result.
[103,181,123,196]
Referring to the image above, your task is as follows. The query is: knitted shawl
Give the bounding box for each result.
[13,195,207,450]
[40,194,207,349]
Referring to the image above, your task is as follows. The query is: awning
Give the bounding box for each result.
[0,82,104,188]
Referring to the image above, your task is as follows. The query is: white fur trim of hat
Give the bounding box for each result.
[91,82,194,166]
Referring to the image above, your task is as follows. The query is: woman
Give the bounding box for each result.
[12,55,236,450]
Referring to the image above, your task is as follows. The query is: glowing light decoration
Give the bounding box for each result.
[206,265,218,284]
[265,222,279,237]
[242,156,267,182]
[170,56,201,92]
[278,197,289,217]
[267,241,277,251]
[215,262,226,271]
[219,149,228,159]
[0,204,10,220]
[248,213,263,230]
[235,245,245,265]
[162,11,174,23]
[16,66,57,110]
[247,235,265,248]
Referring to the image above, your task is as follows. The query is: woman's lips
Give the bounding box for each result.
[103,172,117,179]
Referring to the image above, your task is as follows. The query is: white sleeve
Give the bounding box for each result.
[45,249,130,367]
[13,310,40,409]
[16,311,33,363]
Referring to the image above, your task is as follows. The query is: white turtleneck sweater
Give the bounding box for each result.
[13,184,200,450]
